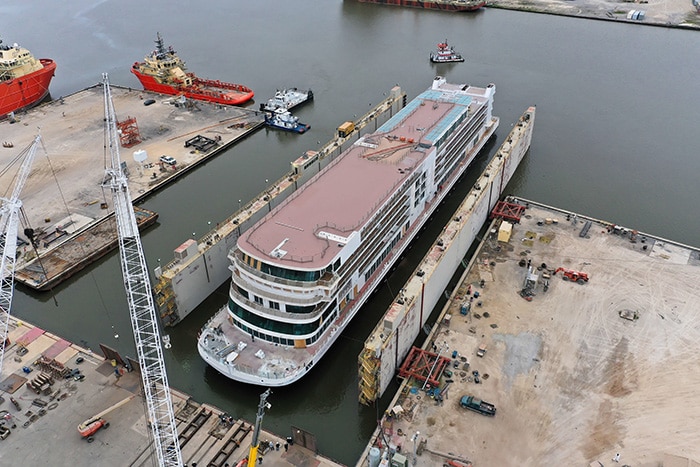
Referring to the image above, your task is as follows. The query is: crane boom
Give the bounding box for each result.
[0,134,42,380]
[102,74,182,466]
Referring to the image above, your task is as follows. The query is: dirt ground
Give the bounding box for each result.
[374,200,700,466]
[490,0,699,27]
[0,85,259,260]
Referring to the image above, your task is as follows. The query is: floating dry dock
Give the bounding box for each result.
[0,315,344,466]
[357,195,700,466]
[358,105,536,405]
[1,83,264,291]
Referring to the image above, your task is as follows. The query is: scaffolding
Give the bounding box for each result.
[117,116,142,147]
[490,200,527,223]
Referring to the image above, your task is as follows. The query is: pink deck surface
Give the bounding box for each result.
[43,338,71,359]
[16,326,45,345]
[240,96,463,270]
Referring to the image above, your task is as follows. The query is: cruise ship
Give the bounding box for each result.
[198,77,499,386]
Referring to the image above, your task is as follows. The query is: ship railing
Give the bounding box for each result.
[231,287,328,322]
[232,271,329,307]
[232,251,338,289]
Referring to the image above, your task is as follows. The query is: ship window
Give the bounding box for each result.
[286,303,317,314]
[259,261,321,282]
[236,285,249,299]
[230,299,319,335]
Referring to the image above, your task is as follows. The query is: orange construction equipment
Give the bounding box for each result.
[77,395,135,442]
[444,460,473,467]
[554,267,589,284]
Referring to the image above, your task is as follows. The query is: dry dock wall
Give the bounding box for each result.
[358,106,535,404]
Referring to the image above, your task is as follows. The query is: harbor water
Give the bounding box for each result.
[3,1,698,464]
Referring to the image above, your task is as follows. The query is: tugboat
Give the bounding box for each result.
[131,33,254,106]
[260,88,313,112]
[264,109,310,134]
[0,38,56,118]
[429,40,465,63]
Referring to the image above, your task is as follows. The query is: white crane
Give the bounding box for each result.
[102,74,182,466]
[0,134,41,381]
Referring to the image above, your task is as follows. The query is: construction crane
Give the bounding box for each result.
[101,73,182,466]
[0,135,41,381]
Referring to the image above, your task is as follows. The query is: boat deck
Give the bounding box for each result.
[240,83,488,270]
[200,306,336,383]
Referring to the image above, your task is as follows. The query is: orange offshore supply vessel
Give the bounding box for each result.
[0,38,56,118]
[131,33,254,106]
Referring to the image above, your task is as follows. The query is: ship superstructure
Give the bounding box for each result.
[198,76,499,386]
[131,33,254,106]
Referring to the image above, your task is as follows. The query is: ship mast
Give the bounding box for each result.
[102,73,182,466]
[154,32,168,59]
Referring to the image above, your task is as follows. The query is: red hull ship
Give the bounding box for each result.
[0,39,56,117]
[131,33,253,106]
[357,0,485,11]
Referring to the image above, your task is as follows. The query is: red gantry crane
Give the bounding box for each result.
[102,74,182,466]
[0,135,41,381]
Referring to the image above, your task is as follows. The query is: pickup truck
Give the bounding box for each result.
[459,395,496,416]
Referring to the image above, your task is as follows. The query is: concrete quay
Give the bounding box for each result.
[0,315,344,467]
[1,84,264,291]
[488,0,699,29]
[358,197,700,466]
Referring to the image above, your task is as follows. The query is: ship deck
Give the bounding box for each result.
[201,303,344,383]
[240,83,490,269]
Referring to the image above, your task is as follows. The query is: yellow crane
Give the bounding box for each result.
[247,388,272,467]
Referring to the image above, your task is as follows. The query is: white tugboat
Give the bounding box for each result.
[260,88,313,112]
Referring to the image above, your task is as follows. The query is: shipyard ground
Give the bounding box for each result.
[361,199,700,466]
[0,316,342,467]
[0,84,263,290]
[489,0,699,27]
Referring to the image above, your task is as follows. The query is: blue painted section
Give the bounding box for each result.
[376,88,472,145]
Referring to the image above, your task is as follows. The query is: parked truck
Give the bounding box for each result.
[459,395,496,416]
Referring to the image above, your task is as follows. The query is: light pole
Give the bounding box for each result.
[411,431,420,465]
